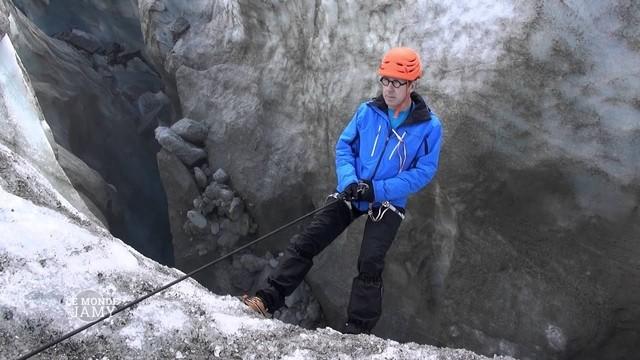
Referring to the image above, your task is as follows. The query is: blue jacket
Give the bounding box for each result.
[335,92,443,212]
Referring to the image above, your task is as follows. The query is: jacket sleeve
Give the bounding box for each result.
[335,105,364,192]
[372,119,442,201]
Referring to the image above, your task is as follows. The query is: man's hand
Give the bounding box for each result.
[357,180,375,202]
[342,182,360,201]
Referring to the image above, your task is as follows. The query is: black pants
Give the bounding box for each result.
[256,198,403,331]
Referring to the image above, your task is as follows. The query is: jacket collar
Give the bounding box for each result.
[370,92,431,125]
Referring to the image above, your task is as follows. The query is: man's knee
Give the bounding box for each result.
[355,271,382,285]
[357,255,386,278]
[288,233,320,259]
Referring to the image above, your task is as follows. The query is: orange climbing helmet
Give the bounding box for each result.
[378,47,423,81]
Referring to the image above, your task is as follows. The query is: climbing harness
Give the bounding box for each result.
[331,183,405,222]
[368,201,405,222]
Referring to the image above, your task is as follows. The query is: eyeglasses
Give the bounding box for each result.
[379,77,408,88]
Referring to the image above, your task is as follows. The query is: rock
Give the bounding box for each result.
[91,54,111,77]
[104,41,124,59]
[187,210,207,229]
[192,196,203,210]
[170,118,208,145]
[216,204,227,217]
[203,183,217,200]
[221,213,250,236]
[182,221,193,236]
[56,145,121,229]
[121,83,147,103]
[194,167,207,189]
[116,50,143,66]
[305,301,321,323]
[231,256,243,269]
[201,163,211,176]
[217,232,240,248]
[202,199,216,215]
[275,309,297,325]
[148,1,166,12]
[11,0,144,51]
[157,149,200,265]
[137,91,172,133]
[237,213,250,236]
[185,221,209,237]
[219,189,234,202]
[220,218,231,231]
[170,17,190,42]
[228,197,243,221]
[270,282,322,329]
[230,267,254,291]
[239,254,268,273]
[210,221,220,235]
[212,168,229,184]
[155,126,207,166]
[53,29,103,54]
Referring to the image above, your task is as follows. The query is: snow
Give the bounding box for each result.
[431,0,517,61]
[213,312,256,335]
[131,300,189,334]
[282,348,313,360]
[410,0,534,98]
[119,322,144,350]
[0,186,136,273]
[545,324,567,352]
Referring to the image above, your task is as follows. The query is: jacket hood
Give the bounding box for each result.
[370,92,432,126]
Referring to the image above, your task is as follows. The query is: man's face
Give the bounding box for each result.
[380,76,413,109]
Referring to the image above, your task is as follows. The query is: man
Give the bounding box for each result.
[243,47,443,334]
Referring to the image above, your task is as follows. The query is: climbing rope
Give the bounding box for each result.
[16,196,346,360]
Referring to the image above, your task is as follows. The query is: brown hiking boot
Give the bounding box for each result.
[242,295,269,317]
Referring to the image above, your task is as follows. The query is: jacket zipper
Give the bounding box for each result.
[369,130,391,180]
[370,125,381,157]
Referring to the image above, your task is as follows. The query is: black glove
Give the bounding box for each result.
[342,182,359,201]
[357,180,375,202]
